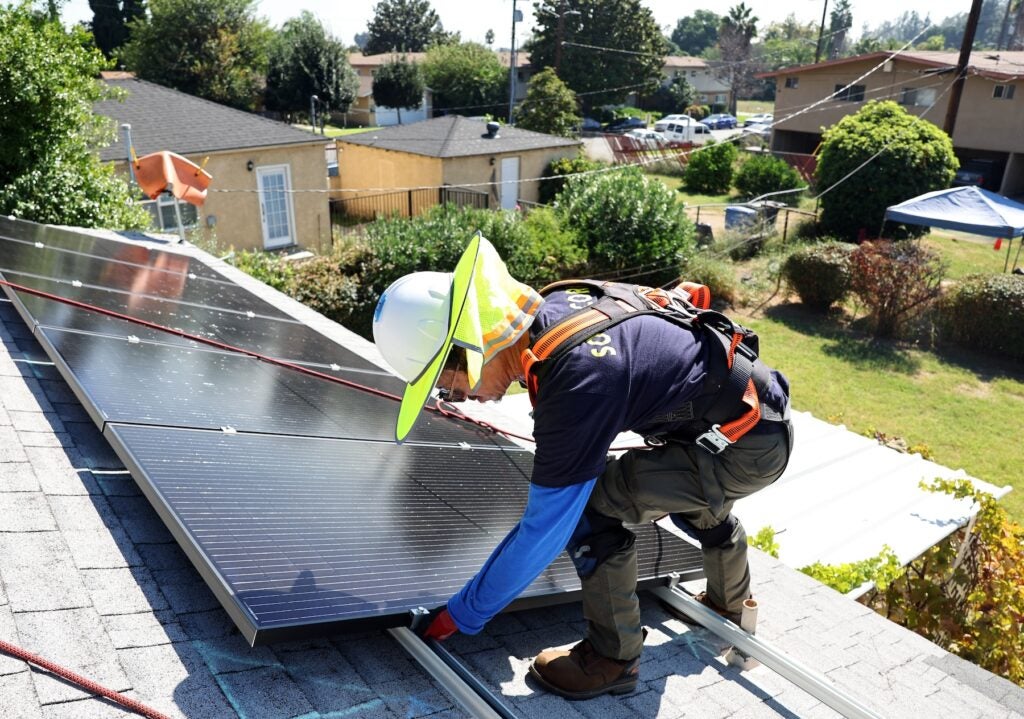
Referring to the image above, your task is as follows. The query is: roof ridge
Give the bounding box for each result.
[104,77,320,141]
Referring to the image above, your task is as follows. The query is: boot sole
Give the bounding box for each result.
[527,663,638,701]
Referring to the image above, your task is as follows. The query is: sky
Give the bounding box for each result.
[61,0,975,47]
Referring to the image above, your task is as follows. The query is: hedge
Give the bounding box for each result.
[939,273,1024,361]
[782,241,856,310]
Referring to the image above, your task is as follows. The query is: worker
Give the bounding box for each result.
[372,235,792,700]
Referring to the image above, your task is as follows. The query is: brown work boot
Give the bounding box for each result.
[529,638,640,700]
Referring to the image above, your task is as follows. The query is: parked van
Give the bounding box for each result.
[653,114,696,133]
[662,121,712,145]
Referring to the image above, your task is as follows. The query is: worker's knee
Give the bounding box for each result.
[566,509,636,579]
[670,513,740,549]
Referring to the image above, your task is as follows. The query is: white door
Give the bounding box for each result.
[256,165,295,249]
[500,157,520,210]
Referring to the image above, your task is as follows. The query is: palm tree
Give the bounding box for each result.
[718,3,760,115]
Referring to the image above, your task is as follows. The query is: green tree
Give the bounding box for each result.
[0,5,149,228]
[364,0,453,53]
[757,14,818,72]
[526,0,666,111]
[88,0,145,60]
[645,75,697,115]
[669,10,720,56]
[266,12,358,122]
[717,2,758,114]
[372,55,424,124]
[121,0,272,111]
[815,100,958,240]
[514,67,580,137]
[421,41,505,116]
[825,0,852,59]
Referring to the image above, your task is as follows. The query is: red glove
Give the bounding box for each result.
[422,608,458,641]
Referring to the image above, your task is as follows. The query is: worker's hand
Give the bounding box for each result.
[421,608,458,642]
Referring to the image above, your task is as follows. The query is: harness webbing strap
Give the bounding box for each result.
[719,379,761,443]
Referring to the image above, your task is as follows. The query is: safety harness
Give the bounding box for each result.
[520,279,782,454]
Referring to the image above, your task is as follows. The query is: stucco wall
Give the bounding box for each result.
[113,143,330,253]
[442,147,578,206]
[333,143,443,219]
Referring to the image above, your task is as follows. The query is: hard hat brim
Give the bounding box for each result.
[395,233,481,442]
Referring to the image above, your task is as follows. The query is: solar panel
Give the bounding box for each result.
[0,216,704,644]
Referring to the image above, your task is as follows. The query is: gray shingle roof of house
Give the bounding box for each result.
[337,115,580,159]
[94,77,324,163]
[1,231,1023,718]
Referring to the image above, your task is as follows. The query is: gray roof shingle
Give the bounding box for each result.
[94,77,324,162]
[338,115,580,158]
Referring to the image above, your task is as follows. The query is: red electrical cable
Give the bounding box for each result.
[0,278,537,443]
[0,638,170,719]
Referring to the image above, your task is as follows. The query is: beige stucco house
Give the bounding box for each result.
[332,116,580,220]
[344,52,432,127]
[95,74,331,253]
[658,56,733,110]
[763,51,1024,195]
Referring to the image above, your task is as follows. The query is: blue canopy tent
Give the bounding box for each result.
[885,186,1024,272]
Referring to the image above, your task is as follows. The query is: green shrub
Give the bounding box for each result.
[800,545,902,594]
[782,241,856,310]
[539,154,605,205]
[679,251,739,307]
[230,250,295,292]
[815,101,958,241]
[557,166,695,286]
[684,141,738,194]
[734,154,804,205]
[685,104,708,120]
[286,257,373,336]
[510,207,588,286]
[939,273,1024,361]
[849,240,946,338]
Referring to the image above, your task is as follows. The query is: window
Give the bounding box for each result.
[141,193,197,232]
[899,87,937,107]
[784,76,799,89]
[834,84,865,101]
[994,84,1016,100]
[691,70,697,77]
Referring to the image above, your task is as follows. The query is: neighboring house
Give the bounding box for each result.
[94,73,330,253]
[345,52,432,127]
[332,116,580,219]
[497,49,534,107]
[763,51,1024,195]
[658,55,733,110]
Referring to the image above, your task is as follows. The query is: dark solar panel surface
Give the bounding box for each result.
[1,218,705,643]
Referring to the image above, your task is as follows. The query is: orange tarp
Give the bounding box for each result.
[133,151,212,207]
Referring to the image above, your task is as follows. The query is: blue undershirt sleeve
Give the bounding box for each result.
[446,478,596,635]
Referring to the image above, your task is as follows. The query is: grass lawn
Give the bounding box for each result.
[924,231,1015,278]
[736,99,775,124]
[729,235,1024,522]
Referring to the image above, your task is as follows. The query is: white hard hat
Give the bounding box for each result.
[372,271,453,382]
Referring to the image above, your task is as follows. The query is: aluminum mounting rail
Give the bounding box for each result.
[389,617,520,719]
[651,580,883,719]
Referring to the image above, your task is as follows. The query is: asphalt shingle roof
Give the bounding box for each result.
[0,229,1023,718]
[94,77,324,163]
[337,115,580,159]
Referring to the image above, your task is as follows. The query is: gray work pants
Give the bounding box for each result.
[581,422,792,660]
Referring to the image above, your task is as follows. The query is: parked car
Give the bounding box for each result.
[951,158,1006,191]
[653,114,696,133]
[741,122,772,139]
[580,116,602,132]
[662,121,713,145]
[625,128,666,145]
[604,117,647,134]
[704,113,738,129]
[744,113,773,126]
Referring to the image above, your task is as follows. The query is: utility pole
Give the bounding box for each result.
[943,0,985,138]
[508,0,521,124]
[814,0,829,64]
